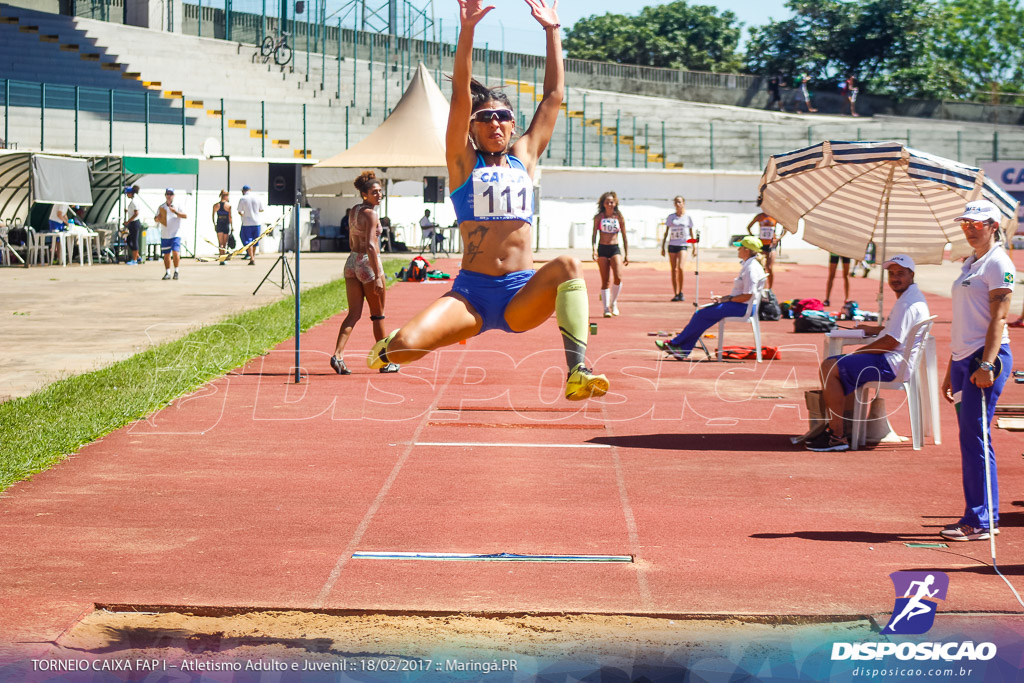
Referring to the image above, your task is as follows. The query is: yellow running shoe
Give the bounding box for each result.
[565,363,609,401]
[367,331,397,369]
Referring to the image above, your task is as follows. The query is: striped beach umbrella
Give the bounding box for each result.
[758,141,1019,268]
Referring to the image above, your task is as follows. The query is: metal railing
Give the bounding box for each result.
[6,73,1024,168]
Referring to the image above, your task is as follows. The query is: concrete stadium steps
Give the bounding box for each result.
[4,102,378,159]
[543,87,1024,170]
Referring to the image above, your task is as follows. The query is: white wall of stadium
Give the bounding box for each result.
[372,167,821,253]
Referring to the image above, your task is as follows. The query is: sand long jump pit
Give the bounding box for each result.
[21,604,916,680]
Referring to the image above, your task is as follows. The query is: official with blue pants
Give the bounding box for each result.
[941,200,1016,542]
[657,235,765,360]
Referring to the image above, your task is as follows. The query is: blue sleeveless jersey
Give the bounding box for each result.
[450,153,534,225]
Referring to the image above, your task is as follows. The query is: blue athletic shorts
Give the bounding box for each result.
[830,353,897,395]
[48,220,65,232]
[450,268,536,334]
[161,237,182,254]
[240,224,259,246]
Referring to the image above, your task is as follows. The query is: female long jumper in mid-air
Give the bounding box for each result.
[367,0,608,401]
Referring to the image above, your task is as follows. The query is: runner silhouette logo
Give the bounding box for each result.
[881,571,949,635]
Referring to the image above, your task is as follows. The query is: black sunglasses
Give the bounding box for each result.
[471,109,514,124]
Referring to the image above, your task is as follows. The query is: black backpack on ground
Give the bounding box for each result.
[759,289,781,321]
[794,313,836,333]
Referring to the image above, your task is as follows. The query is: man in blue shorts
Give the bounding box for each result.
[154,188,188,280]
[807,254,930,451]
[236,184,265,265]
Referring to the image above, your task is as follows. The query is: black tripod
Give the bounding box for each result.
[253,224,296,296]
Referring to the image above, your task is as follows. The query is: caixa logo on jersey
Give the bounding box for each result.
[881,571,948,635]
[831,571,997,662]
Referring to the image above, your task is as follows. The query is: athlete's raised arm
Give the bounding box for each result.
[447,0,494,187]
[511,0,563,173]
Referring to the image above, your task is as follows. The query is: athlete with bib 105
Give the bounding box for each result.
[368,0,608,401]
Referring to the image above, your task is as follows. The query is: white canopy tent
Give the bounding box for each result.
[304,62,450,194]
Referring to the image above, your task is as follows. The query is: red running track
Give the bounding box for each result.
[1,256,1023,658]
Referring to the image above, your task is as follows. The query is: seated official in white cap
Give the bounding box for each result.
[808,254,930,452]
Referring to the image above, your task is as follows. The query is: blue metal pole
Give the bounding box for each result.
[40,83,44,150]
[109,88,114,153]
[74,85,79,152]
[144,90,149,153]
[181,94,185,155]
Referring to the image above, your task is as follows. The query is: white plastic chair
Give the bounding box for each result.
[65,227,95,265]
[850,315,937,451]
[716,279,766,362]
[26,227,52,266]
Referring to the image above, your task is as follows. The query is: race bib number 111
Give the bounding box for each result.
[471,167,532,221]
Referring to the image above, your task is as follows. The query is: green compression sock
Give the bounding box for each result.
[556,278,589,371]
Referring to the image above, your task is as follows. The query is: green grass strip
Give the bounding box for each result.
[0,258,406,493]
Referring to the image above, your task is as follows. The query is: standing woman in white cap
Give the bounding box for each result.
[940,199,1015,541]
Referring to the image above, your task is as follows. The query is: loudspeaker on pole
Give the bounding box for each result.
[268,163,302,206]
[423,176,445,203]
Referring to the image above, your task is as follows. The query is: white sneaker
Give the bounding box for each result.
[603,308,612,318]
[611,304,620,316]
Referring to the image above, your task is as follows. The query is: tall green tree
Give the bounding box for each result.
[744,0,962,99]
[744,0,1024,100]
[934,0,1024,97]
[565,1,742,72]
